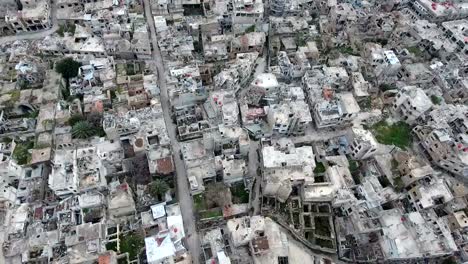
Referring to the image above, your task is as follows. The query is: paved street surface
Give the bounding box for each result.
[142,1,201,263]
[294,125,349,144]
[0,2,58,45]
[248,141,261,215]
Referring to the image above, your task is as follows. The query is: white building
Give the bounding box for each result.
[5,0,51,33]
[365,44,401,81]
[441,19,468,56]
[392,86,433,123]
[412,0,468,23]
[216,156,246,184]
[232,0,264,25]
[261,138,315,202]
[407,178,453,210]
[266,100,312,136]
[379,209,457,260]
[49,148,79,196]
[413,105,468,178]
[313,92,360,129]
[409,20,457,57]
[349,128,378,160]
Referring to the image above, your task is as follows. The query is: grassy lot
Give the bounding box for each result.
[406,46,423,57]
[358,97,372,110]
[199,208,223,219]
[106,233,144,261]
[316,238,334,249]
[120,233,145,260]
[338,46,359,56]
[106,241,117,251]
[193,193,206,211]
[13,140,34,165]
[372,121,412,149]
[314,162,326,174]
[315,216,331,237]
[431,95,442,105]
[230,183,249,204]
[348,159,359,173]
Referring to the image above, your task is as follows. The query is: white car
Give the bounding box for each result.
[188,176,199,191]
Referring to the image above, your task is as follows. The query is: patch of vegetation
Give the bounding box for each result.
[106,241,117,251]
[193,193,206,211]
[230,183,249,204]
[358,97,372,110]
[116,85,124,94]
[71,121,96,139]
[204,182,230,209]
[348,160,360,173]
[70,113,106,139]
[199,208,223,219]
[42,119,54,129]
[406,46,423,57]
[393,177,405,192]
[314,162,326,174]
[338,46,359,56]
[193,40,202,52]
[316,238,334,249]
[68,24,76,35]
[12,140,34,165]
[391,158,399,171]
[314,175,326,183]
[68,114,85,126]
[56,58,81,88]
[315,216,331,237]
[18,80,29,90]
[348,159,361,184]
[431,95,442,105]
[120,233,145,260]
[57,24,76,37]
[245,25,255,33]
[60,81,71,101]
[442,257,457,264]
[373,38,388,46]
[1,137,12,143]
[371,121,412,149]
[379,83,397,92]
[57,25,65,37]
[110,90,117,100]
[8,90,20,103]
[126,63,135,76]
[295,32,308,47]
[149,179,169,200]
[28,110,39,119]
[34,143,51,149]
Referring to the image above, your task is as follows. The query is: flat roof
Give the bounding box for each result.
[151,203,166,219]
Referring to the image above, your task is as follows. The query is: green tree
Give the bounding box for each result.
[442,257,457,264]
[68,114,85,126]
[71,121,95,139]
[56,58,81,85]
[149,179,169,200]
[120,233,144,260]
[13,141,34,165]
[56,58,81,79]
[245,25,255,33]
[431,95,442,105]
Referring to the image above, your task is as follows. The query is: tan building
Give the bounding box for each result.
[5,0,51,33]
[448,211,468,231]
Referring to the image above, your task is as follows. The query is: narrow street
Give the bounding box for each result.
[142,1,201,263]
[248,140,261,215]
[293,125,349,144]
